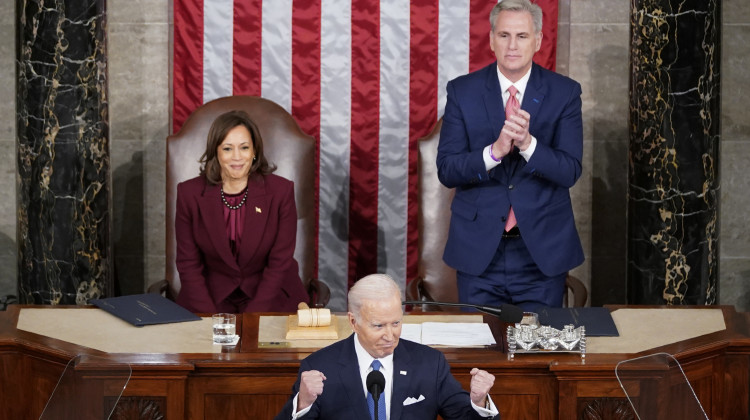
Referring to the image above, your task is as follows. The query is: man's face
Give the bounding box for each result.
[349,295,403,359]
[489,9,542,82]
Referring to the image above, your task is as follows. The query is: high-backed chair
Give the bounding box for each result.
[408,119,460,311]
[155,95,328,307]
[407,119,587,309]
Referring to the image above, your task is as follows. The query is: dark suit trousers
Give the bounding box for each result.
[456,235,566,312]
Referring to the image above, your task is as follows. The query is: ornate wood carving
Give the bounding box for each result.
[580,398,636,420]
[108,397,165,420]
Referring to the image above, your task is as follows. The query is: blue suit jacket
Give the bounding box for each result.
[437,62,584,277]
[274,334,498,420]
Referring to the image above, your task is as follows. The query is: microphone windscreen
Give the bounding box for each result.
[366,369,385,395]
[499,303,524,323]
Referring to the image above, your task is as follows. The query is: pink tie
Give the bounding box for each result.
[504,86,519,232]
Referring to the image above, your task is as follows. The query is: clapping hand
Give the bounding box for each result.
[503,108,532,151]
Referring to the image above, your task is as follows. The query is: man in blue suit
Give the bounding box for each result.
[437,0,584,312]
[275,274,500,419]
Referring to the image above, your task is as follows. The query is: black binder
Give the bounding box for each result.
[538,307,619,337]
[91,293,201,327]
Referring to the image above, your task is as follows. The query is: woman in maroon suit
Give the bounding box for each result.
[175,110,308,313]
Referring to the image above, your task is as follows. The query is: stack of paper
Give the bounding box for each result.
[400,322,496,346]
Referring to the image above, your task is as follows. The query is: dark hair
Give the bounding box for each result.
[199,110,276,184]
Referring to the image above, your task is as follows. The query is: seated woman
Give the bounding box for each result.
[175,110,309,313]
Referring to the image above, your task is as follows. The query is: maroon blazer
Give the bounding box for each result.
[174,173,308,313]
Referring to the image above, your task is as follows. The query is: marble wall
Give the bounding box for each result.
[2,0,749,311]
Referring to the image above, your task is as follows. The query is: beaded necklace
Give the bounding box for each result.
[220,186,248,210]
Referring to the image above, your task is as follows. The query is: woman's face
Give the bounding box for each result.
[217,125,255,183]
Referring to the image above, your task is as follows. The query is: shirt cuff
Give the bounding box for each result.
[292,393,312,419]
[483,144,502,171]
[471,394,499,417]
[519,135,537,161]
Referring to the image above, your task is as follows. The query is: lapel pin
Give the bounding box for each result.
[400,370,407,375]
[255,207,262,213]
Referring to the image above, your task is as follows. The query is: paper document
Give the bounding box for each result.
[402,322,496,346]
[400,323,422,343]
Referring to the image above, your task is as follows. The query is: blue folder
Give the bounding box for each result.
[91,293,201,327]
[538,307,619,337]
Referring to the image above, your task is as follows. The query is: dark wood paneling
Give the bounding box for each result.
[1,306,749,419]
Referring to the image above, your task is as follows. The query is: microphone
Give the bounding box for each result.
[366,369,385,419]
[402,300,524,323]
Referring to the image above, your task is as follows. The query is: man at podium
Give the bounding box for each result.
[275,274,500,419]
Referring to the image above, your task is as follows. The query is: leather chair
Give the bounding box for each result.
[406,119,587,309]
[150,95,329,307]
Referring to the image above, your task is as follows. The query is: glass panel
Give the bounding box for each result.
[40,354,131,420]
[615,352,709,420]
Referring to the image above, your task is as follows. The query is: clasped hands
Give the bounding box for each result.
[296,368,495,410]
[492,108,531,160]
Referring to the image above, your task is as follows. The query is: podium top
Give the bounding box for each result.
[11,306,728,355]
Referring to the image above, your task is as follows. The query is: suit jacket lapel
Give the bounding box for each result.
[237,175,269,268]
[510,63,547,179]
[390,342,413,420]
[523,64,546,135]
[338,335,372,418]
[482,63,514,183]
[482,64,505,147]
[198,182,239,270]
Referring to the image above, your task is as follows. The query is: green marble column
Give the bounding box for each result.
[628,0,720,304]
[16,0,112,305]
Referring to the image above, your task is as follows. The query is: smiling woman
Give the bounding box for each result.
[173,110,309,313]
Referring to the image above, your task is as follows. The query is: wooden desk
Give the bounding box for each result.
[1,305,749,419]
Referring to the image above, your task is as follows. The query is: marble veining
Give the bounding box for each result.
[627,0,720,305]
[16,0,112,305]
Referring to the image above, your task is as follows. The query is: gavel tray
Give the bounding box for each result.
[285,314,339,340]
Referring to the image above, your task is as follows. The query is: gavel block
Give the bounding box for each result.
[285,303,339,340]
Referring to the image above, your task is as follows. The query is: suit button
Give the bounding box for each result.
[508,184,515,190]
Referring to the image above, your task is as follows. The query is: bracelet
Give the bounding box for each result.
[488,145,502,162]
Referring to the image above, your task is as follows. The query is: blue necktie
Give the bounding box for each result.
[367,360,387,420]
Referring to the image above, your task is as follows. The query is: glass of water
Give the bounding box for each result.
[212,313,238,345]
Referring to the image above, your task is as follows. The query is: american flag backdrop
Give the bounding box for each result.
[173,0,558,311]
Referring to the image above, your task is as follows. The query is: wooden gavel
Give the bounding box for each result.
[296,302,332,327]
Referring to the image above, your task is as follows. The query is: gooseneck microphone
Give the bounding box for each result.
[402,300,524,323]
[366,369,386,419]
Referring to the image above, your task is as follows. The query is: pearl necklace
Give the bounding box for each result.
[221,186,248,210]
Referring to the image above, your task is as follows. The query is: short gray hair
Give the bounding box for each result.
[490,0,543,34]
[348,274,402,321]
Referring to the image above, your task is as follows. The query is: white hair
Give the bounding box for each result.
[348,274,402,322]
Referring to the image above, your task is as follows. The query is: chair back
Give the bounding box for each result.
[415,119,460,309]
[165,96,315,298]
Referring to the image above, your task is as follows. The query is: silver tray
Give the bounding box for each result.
[507,324,586,360]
